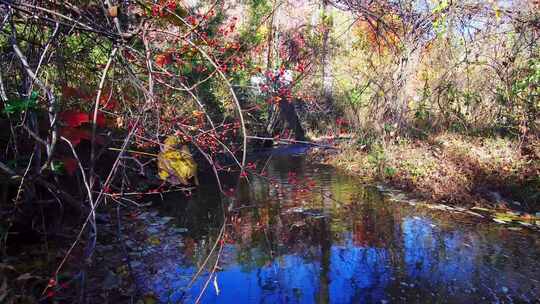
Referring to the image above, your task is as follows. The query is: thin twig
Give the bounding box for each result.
[90,47,118,189]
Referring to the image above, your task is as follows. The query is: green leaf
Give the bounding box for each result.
[51,161,65,174]
[433,0,449,14]
[3,91,39,115]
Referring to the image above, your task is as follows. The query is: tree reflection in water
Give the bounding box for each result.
[136,152,540,303]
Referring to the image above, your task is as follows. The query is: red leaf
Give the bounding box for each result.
[155,53,172,67]
[62,86,89,100]
[60,157,78,176]
[60,111,90,127]
[60,127,89,146]
[95,112,106,127]
[60,127,105,147]
[60,111,107,128]
[99,94,118,111]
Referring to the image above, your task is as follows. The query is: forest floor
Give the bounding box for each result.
[309,132,540,213]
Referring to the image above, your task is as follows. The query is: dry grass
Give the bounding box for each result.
[312,133,540,211]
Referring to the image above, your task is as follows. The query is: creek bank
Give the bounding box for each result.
[308,132,540,214]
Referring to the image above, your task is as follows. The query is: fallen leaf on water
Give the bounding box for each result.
[147,236,161,246]
[137,294,158,304]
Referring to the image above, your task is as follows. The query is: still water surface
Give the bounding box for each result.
[134,146,540,303]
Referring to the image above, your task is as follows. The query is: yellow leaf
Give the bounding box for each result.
[158,135,199,186]
[148,236,161,246]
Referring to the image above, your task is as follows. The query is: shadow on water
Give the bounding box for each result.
[135,147,540,303]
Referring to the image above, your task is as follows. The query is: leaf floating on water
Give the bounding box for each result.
[137,294,158,304]
[147,236,161,246]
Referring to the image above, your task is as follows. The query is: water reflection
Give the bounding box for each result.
[137,151,540,303]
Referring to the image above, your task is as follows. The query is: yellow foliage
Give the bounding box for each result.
[158,135,199,186]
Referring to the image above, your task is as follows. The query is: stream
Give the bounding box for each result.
[128,146,540,303]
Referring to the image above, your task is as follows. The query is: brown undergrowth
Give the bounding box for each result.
[310,133,540,212]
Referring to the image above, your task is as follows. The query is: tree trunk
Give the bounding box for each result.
[388,38,421,131]
[321,0,333,110]
[266,1,276,70]
[267,99,306,142]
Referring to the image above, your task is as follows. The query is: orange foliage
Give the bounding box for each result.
[155,53,173,67]
[354,14,402,53]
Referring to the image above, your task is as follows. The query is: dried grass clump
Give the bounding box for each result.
[319,133,540,211]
